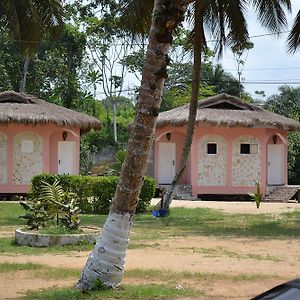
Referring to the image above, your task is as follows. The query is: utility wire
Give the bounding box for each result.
[7,30,292,46]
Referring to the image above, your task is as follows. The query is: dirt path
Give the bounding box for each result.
[152,199,300,214]
[1,201,300,299]
[1,235,300,299]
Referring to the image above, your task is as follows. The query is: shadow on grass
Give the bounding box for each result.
[132,207,300,240]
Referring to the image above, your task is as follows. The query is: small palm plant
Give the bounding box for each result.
[249,181,263,209]
[20,180,81,230]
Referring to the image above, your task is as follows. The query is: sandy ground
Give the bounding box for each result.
[152,198,300,214]
[1,200,300,299]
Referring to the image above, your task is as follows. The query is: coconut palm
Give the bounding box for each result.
[0,0,64,92]
[288,10,300,52]
[162,0,292,209]
[77,0,292,291]
[77,0,188,290]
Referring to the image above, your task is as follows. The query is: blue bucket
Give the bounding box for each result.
[159,209,168,217]
[152,210,159,218]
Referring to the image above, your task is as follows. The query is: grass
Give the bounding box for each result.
[130,207,300,240]
[0,202,299,256]
[124,268,279,283]
[0,262,282,299]
[186,246,283,262]
[0,238,94,255]
[38,226,83,235]
[23,284,200,300]
[0,202,24,226]
[0,262,43,273]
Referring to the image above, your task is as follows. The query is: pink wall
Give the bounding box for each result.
[154,126,288,197]
[0,123,80,194]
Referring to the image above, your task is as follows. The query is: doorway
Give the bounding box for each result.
[158,143,176,184]
[58,141,76,175]
[267,144,284,185]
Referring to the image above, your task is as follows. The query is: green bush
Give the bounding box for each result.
[31,175,156,214]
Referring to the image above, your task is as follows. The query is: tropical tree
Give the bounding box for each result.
[76,0,187,290]
[0,0,64,92]
[288,10,300,52]
[77,0,292,291]
[162,0,292,209]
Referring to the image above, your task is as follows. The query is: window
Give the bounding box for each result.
[207,143,217,154]
[240,143,258,154]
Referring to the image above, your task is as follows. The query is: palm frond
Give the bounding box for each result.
[119,0,154,35]
[287,10,300,53]
[251,0,291,33]
[40,180,64,204]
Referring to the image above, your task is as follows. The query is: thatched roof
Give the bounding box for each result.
[157,93,300,131]
[0,91,101,132]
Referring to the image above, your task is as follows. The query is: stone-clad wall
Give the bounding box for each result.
[13,132,43,184]
[232,135,261,186]
[0,133,7,184]
[198,135,227,186]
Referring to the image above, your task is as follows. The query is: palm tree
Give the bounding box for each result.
[77,0,188,290]
[162,0,292,209]
[77,0,292,290]
[0,0,64,92]
[288,10,300,52]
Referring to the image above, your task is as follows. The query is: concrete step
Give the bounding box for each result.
[264,186,299,202]
[158,184,196,200]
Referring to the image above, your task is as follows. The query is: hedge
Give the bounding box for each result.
[31,174,156,214]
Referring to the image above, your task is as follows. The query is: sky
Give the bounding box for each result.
[99,1,300,101]
[217,0,300,100]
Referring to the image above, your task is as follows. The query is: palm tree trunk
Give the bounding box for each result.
[77,0,187,291]
[163,2,203,209]
[19,55,30,93]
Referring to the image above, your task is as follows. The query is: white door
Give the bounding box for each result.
[158,143,175,184]
[58,142,77,175]
[267,144,284,185]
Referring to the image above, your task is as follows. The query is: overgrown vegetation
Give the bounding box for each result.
[31,174,156,214]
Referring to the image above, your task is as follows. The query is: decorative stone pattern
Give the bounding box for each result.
[0,133,7,184]
[198,135,226,186]
[13,132,43,184]
[232,135,261,186]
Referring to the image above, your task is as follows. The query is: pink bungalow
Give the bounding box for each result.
[0,91,101,195]
[154,94,300,199]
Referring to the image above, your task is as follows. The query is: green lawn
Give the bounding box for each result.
[0,202,298,299]
[0,202,299,255]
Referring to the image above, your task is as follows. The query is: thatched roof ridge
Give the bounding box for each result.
[0,91,101,132]
[157,93,300,131]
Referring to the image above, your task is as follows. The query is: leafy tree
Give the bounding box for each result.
[0,0,64,92]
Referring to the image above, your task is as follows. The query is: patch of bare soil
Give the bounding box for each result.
[151,199,300,214]
[1,235,299,299]
[0,271,74,300]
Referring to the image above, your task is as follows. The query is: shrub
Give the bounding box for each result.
[20,180,80,230]
[31,175,156,214]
